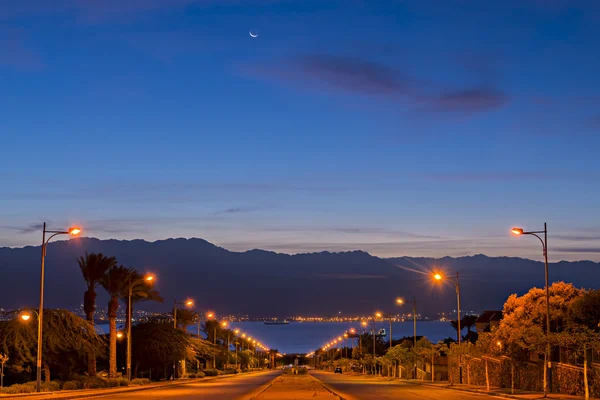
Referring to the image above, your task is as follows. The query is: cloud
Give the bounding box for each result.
[554,235,600,242]
[247,53,508,114]
[415,171,600,182]
[555,247,600,253]
[215,207,260,215]
[0,223,44,234]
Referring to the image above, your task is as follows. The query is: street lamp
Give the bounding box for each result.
[433,271,462,383]
[511,223,552,396]
[221,321,230,369]
[36,223,81,392]
[373,312,381,374]
[397,297,417,378]
[173,298,193,378]
[125,274,155,381]
[234,329,240,370]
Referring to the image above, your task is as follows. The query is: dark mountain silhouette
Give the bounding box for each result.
[1,238,598,317]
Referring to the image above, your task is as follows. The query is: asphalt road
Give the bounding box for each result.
[90,371,280,400]
[311,371,499,400]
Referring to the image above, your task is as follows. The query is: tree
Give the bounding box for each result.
[0,310,105,382]
[100,265,134,378]
[385,344,410,378]
[78,252,117,376]
[416,338,445,382]
[463,315,478,333]
[494,282,584,393]
[564,290,600,400]
[0,353,7,388]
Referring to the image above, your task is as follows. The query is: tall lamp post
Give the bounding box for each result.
[396,297,417,378]
[221,321,229,369]
[126,274,155,381]
[512,224,552,396]
[37,223,81,392]
[234,329,240,370]
[173,298,193,379]
[206,312,217,369]
[433,272,461,383]
[374,312,382,375]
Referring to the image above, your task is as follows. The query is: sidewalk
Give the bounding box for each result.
[406,379,594,400]
[0,371,265,400]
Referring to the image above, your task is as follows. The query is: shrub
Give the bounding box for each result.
[130,378,151,386]
[1,383,35,394]
[83,377,107,389]
[62,381,79,391]
[42,381,61,392]
[298,367,308,375]
[204,370,219,377]
[118,378,129,386]
[196,371,205,378]
[223,369,238,375]
[106,378,120,388]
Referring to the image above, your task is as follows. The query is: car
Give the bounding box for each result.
[334,367,342,374]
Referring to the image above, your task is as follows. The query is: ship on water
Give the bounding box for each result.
[264,319,289,325]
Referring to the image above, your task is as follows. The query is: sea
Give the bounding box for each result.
[99,321,457,354]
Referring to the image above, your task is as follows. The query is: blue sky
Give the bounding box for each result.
[1,0,599,261]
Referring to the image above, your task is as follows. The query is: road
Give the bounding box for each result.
[311,371,500,400]
[90,371,280,400]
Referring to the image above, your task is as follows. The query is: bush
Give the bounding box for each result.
[118,378,130,386]
[196,371,205,378]
[62,381,79,391]
[1,383,35,394]
[42,381,61,392]
[130,378,151,386]
[106,378,121,388]
[204,370,219,377]
[83,377,107,389]
[298,367,308,375]
[223,369,238,375]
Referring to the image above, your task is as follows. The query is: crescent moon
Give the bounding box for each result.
[249,31,259,38]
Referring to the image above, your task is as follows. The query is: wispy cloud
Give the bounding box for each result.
[215,207,260,215]
[0,223,44,234]
[415,171,600,182]
[246,53,509,115]
[555,247,600,253]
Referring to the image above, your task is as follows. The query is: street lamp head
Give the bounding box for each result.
[221,321,228,328]
[185,300,194,307]
[234,329,240,334]
[361,321,367,327]
[68,227,81,235]
[349,328,356,334]
[116,331,124,339]
[338,336,342,341]
[511,227,524,236]
[375,311,382,318]
[396,298,404,304]
[207,312,214,319]
[242,333,246,338]
[20,313,31,321]
[434,273,443,281]
[344,333,348,338]
[145,275,155,282]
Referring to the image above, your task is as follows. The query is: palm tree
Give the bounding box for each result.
[78,253,117,377]
[462,315,478,334]
[100,265,134,378]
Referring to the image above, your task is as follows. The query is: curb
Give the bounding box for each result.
[307,373,353,400]
[239,373,283,400]
[0,371,269,400]
[399,380,544,400]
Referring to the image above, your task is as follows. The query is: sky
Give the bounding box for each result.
[1,0,600,261]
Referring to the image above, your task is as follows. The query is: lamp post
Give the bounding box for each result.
[206,313,217,369]
[343,333,349,359]
[126,274,155,381]
[173,298,193,379]
[221,321,229,369]
[396,297,417,378]
[511,224,552,396]
[434,272,461,383]
[234,329,240,370]
[36,223,81,392]
[374,312,382,375]
[360,321,367,358]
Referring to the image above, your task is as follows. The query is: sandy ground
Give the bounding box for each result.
[256,374,338,400]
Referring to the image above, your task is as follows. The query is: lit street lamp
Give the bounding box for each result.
[126,274,155,381]
[433,272,462,383]
[511,223,552,396]
[234,329,240,370]
[173,298,193,378]
[373,312,381,374]
[36,223,81,392]
[397,297,417,378]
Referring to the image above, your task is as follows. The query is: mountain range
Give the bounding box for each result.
[1,237,599,318]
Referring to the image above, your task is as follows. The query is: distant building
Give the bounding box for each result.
[475,310,503,334]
